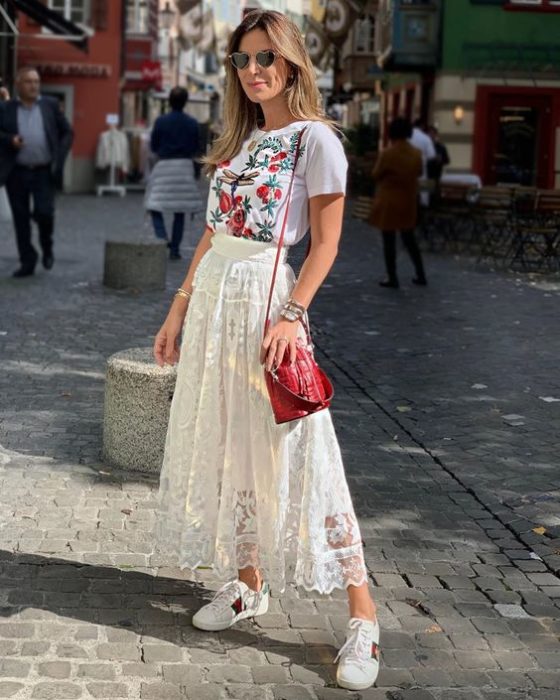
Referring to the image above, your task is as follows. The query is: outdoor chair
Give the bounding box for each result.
[509,189,560,272]
[423,183,477,253]
[473,186,515,267]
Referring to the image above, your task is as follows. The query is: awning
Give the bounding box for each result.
[8,0,89,52]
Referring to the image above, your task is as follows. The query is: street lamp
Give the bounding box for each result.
[159,2,179,93]
[160,2,175,32]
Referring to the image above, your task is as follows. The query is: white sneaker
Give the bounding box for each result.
[336,617,380,691]
[192,580,269,632]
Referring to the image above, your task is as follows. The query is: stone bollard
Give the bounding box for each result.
[103,240,167,291]
[103,347,177,474]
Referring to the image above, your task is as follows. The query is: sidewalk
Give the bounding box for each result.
[0,193,559,700]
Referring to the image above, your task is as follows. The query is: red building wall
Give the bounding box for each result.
[16,2,124,190]
[17,0,122,165]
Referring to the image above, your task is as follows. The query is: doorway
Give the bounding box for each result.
[484,92,552,188]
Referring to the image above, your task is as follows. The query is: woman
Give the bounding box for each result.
[145,86,202,260]
[369,117,427,288]
[153,10,379,691]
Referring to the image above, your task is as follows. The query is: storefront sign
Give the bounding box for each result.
[141,60,162,88]
[37,63,111,78]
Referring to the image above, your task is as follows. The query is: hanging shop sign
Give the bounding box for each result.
[141,60,162,87]
[305,16,329,66]
[179,2,214,53]
[324,0,360,46]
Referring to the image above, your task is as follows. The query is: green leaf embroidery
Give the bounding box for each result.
[242,195,252,213]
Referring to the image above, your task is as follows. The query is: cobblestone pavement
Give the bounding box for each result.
[0,193,559,700]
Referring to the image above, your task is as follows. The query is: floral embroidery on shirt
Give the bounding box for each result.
[208,129,306,243]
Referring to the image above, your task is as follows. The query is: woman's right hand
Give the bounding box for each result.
[153,312,184,367]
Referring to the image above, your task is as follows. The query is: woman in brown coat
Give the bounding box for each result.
[369,117,427,288]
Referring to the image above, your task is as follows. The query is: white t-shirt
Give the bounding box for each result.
[205,120,347,246]
[409,127,436,179]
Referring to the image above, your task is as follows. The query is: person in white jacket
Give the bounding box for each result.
[409,119,436,207]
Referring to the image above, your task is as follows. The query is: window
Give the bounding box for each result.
[355,14,376,54]
[126,0,149,34]
[49,0,90,25]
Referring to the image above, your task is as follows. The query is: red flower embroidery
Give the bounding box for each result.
[256,185,271,204]
[219,191,233,213]
[242,227,253,238]
[274,188,282,200]
[227,207,246,237]
[268,164,279,173]
[271,151,287,162]
[234,195,242,205]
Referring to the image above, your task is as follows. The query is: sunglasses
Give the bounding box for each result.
[229,50,277,70]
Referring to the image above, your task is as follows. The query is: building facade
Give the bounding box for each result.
[122,0,160,128]
[15,1,123,192]
[376,0,560,188]
[10,0,160,192]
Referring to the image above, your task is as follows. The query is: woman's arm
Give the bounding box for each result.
[154,225,214,366]
[261,193,344,371]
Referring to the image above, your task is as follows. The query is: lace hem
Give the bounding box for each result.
[156,536,370,596]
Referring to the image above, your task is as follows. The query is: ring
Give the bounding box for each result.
[278,337,289,343]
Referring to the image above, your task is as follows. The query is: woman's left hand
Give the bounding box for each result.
[261,319,299,372]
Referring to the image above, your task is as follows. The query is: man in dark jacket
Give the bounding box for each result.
[0,66,73,277]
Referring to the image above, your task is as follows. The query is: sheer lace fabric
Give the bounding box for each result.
[155,233,368,594]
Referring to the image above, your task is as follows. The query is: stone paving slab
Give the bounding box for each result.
[0,194,559,699]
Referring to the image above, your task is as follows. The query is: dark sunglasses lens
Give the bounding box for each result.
[231,52,249,69]
[256,51,275,68]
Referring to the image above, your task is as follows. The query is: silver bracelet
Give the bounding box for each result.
[280,304,304,322]
[287,297,306,312]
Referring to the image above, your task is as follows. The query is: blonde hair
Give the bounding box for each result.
[203,10,335,175]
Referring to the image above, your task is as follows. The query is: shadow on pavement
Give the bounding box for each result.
[0,549,336,683]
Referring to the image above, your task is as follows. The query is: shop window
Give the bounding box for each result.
[354,14,376,54]
[127,0,149,34]
[48,0,91,25]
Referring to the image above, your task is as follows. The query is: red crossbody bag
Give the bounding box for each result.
[263,127,334,425]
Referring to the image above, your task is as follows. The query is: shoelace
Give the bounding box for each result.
[207,581,243,614]
[335,619,377,670]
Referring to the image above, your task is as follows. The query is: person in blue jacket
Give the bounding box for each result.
[145,87,202,259]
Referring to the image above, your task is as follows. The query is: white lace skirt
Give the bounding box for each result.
[155,233,368,594]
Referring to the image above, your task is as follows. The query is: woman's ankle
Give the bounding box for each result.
[238,567,263,592]
[349,601,377,622]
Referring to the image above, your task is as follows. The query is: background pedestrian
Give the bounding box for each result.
[427,124,450,184]
[145,86,202,260]
[152,9,380,692]
[409,118,436,208]
[0,78,9,101]
[0,66,73,278]
[369,116,427,288]
[0,78,11,223]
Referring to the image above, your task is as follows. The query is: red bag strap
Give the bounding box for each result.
[263,127,307,339]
